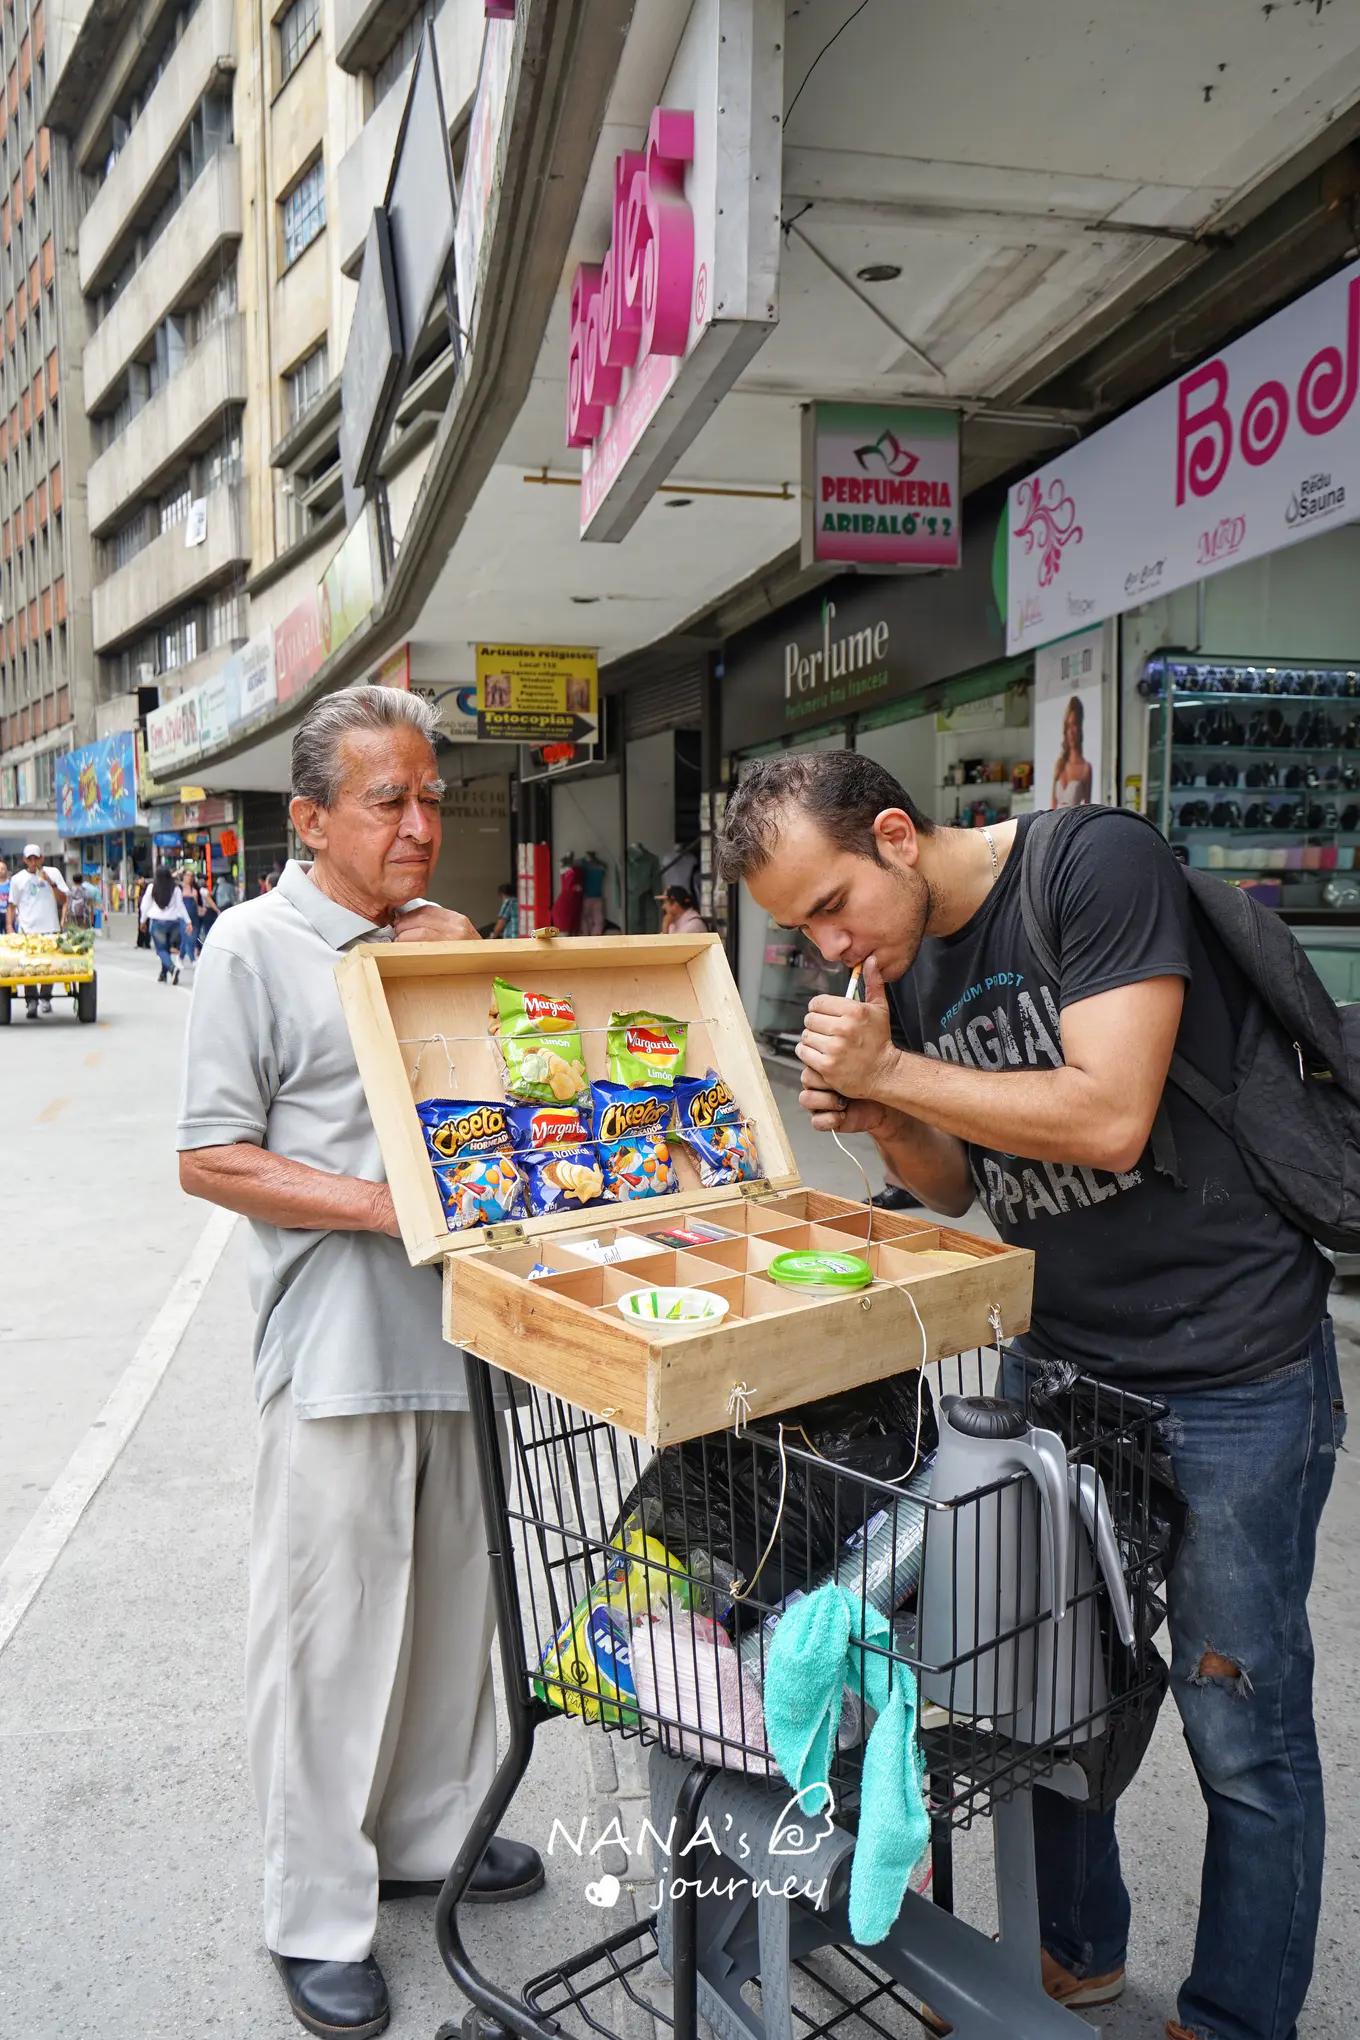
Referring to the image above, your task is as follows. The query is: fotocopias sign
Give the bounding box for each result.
[1007,258,1360,652]
[565,0,783,542]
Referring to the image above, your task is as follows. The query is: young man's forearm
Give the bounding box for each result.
[871,1112,974,1215]
[872,1049,1147,1175]
[180,1142,398,1235]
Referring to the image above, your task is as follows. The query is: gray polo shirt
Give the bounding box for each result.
[176,859,470,1418]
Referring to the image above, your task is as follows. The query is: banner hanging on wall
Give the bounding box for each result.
[474,643,598,743]
[801,403,961,570]
[55,731,137,836]
[1033,627,1104,812]
[1007,258,1360,652]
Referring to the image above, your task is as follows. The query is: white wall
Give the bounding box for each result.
[625,730,676,868]
[854,714,935,813]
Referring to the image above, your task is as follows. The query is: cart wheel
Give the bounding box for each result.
[0,988,10,1025]
[449,2013,513,2040]
[76,977,97,1024]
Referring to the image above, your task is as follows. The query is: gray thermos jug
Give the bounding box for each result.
[1018,1462,1137,1745]
[919,1395,1070,1719]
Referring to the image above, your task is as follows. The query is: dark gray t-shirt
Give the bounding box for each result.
[888,810,1330,1392]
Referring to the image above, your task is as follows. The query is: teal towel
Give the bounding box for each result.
[763,1582,930,1946]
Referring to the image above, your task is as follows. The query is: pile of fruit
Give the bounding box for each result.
[0,929,94,959]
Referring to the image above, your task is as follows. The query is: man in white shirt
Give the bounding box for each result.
[6,843,67,1016]
[178,688,543,2040]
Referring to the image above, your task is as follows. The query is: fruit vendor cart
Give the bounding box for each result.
[339,930,1172,2040]
[0,933,98,1022]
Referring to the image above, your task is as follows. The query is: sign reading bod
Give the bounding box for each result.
[1176,276,1360,502]
[1007,258,1360,651]
[566,109,695,452]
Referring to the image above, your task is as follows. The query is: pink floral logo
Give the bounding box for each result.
[1014,475,1083,587]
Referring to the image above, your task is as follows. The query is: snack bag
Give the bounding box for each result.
[417,1098,527,1230]
[535,1528,688,1726]
[491,977,589,1104]
[675,1070,762,1187]
[505,1101,608,1216]
[592,1080,679,1203]
[606,1009,689,1088]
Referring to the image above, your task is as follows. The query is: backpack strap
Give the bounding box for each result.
[1017,808,1185,1189]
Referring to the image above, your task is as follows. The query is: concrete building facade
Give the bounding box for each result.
[0,0,91,851]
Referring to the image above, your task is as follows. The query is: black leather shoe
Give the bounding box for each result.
[872,1183,922,1213]
[379,1835,545,1906]
[270,1952,390,2038]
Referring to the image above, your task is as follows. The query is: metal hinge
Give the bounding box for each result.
[737,1179,777,1202]
[485,1221,528,1247]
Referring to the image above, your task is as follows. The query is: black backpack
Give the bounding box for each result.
[1018,805,1360,1252]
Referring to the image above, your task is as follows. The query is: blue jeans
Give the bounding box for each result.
[1008,1320,1346,2040]
[150,925,176,977]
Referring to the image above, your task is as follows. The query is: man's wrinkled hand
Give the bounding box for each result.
[796,953,896,1104]
[393,905,481,943]
[369,1184,402,1237]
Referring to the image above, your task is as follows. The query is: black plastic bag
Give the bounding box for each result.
[1024,1361,1187,1811]
[613,1372,937,1631]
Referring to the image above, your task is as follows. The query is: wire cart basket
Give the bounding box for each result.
[431,1344,1171,2040]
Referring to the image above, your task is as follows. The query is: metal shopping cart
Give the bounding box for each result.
[428,1344,1173,2040]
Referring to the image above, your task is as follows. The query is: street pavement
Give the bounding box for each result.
[0,926,1356,2039]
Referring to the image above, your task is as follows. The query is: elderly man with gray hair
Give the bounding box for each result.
[178,687,542,2040]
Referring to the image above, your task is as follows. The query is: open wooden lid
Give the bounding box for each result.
[336,931,801,1267]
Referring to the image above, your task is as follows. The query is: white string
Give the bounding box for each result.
[728,1420,790,1603]
[726,1381,754,1433]
[988,1302,1006,1350]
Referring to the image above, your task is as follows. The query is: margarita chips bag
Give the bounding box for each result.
[605,1009,688,1088]
[505,1101,608,1216]
[491,977,589,1104]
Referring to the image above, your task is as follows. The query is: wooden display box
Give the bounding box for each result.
[338,932,1033,1444]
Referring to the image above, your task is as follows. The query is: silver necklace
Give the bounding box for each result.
[981,827,999,885]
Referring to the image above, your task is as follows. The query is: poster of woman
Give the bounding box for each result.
[1034,627,1104,811]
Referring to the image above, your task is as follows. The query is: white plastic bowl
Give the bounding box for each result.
[615,1286,731,1334]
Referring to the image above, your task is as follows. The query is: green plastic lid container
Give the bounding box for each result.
[767,1249,873,1291]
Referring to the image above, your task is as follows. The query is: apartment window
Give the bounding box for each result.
[208,582,245,646]
[162,611,200,672]
[281,156,324,267]
[188,266,237,345]
[160,477,192,532]
[278,0,319,84]
[374,5,433,108]
[112,509,151,568]
[204,425,242,491]
[284,341,328,429]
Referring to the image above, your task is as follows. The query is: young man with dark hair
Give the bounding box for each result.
[718,753,1344,2040]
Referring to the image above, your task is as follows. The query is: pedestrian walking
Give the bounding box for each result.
[0,858,10,928]
[140,865,192,984]
[718,752,1345,2040]
[180,875,207,965]
[177,687,543,2040]
[65,871,97,931]
[6,843,67,1016]
[196,882,220,948]
[491,879,519,939]
[214,867,238,911]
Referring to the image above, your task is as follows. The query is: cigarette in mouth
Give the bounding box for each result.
[846,965,863,1002]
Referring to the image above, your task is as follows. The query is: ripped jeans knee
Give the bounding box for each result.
[1187,1647,1254,1696]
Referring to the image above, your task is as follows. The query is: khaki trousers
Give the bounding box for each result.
[246,1393,498,1961]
